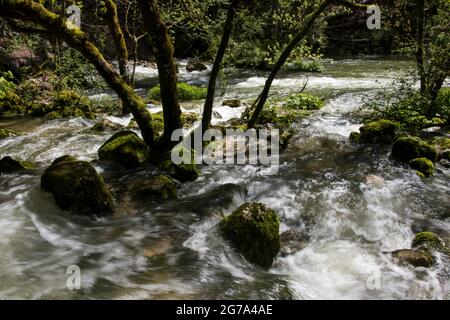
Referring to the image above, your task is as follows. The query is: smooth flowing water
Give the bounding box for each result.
[0,58,449,299]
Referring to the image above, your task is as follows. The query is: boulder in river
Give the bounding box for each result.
[409,158,434,178]
[91,118,124,132]
[41,155,114,216]
[222,99,241,108]
[391,249,435,268]
[219,203,281,269]
[98,131,149,168]
[391,136,437,163]
[127,174,177,201]
[158,159,199,182]
[351,119,398,144]
[186,60,207,72]
[0,156,34,173]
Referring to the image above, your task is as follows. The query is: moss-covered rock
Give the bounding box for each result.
[409,158,434,178]
[0,128,18,140]
[357,120,398,144]
[0,156,34,173]
[41,155,114,216]
[349,132,361,143]
[412,232,445,251]
[283,93,324,111]
[391,249,435,268]
[158,159,199,182]
[98,131,149,168]
[219,203,280,269]
[128,174,177,200]
[148,83,207,101]
[391,136,438,163]
[0,91,25,116]
[181,112,200,127]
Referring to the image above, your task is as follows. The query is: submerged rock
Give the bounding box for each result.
[158,159,199,182]
[280,229,309,257]
[41,155,114,216]
[186,60,207,72]
[91,118,124,132]
[409,158,434,178]
[391,136,437,163]
[391,249,435,268]
[219,203,280,269]
[0,156,34,173]
[351,120,398,144]
[222,99,241,108]
[126,174,177,201]
[98,131,149,168]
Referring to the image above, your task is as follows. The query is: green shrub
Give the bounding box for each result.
[148,82,207,101]
[0,71,15,100]
[283,93,324,110]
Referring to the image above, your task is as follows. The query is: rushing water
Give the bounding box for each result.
[0,58,449,299]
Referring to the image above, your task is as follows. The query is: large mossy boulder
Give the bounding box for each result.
[391,249,435,268]
[409,158,434,178]
[350,120,398,144]
[158,159,199,182]
[0,156,34,173]
[98,131,149,168]
[219,203,281,269]
[41,155,114,216]
[391,136,437,163]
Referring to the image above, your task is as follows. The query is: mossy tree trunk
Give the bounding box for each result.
[201,0,239,132]
[103,0,131,115]
[0,0,157,146]
[136,0,182,147]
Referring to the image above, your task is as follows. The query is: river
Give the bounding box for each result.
[0,57,449,299]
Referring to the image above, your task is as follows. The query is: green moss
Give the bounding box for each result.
[412,232,444,251]
[98,131,149,168]
[181,112,200,127]
[392,136,438,163]
[219,203,280,269]
[409,158,434,178]
[357,120,399,144]
[283,93,324,111]
[349,132,361,143]
[148,82,207,101]
[0,128,18,139]
[158,159,199,182]
[0,156,34,173]
[41,155,114,216]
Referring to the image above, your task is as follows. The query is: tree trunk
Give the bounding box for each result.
[415,0,426,95]
[201,1,238,132]
[136,0,182,147]
[104,0,131,115]
[247,0,334,128]
[1,0,157,146]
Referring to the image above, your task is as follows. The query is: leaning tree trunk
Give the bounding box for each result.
[0,0,157,146]
[247,0,368,128]
[247,0,334,128]
[201,0,239,132]
[103,0,131,115]
[136,0,182,147]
